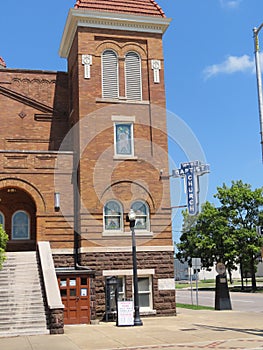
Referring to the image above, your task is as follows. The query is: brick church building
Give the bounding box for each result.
[0,0,176,325]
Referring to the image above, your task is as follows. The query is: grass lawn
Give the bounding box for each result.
[175,278,263,293]
[176,303,214,310]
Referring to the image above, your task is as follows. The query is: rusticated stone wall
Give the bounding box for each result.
[49,308,64,334]
[53,251,176,320]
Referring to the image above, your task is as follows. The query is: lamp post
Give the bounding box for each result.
[253,24,263,162]
[128,209,143,326]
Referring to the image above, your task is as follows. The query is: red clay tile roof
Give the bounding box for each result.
[0,57,6,68]
[74,0,166,18]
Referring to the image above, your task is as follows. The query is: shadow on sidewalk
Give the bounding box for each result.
[195,324,263,337]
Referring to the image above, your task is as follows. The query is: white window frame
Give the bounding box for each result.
[131,200,150,232]
[114,122,134,157]
[125,51,142,101]
[102,49,119,99]
[112,116,136,159]
[103,270,154,313]
[12,210,30,240]
[135,275,153,312]
[103,200,123,234]
[117,276,126,301]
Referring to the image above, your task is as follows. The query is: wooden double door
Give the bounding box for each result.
[58,274,91,324]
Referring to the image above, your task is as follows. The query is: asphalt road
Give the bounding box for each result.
[176,289,263,312]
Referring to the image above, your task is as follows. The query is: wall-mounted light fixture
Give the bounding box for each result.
[54,192,60,211]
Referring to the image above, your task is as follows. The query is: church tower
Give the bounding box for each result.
[58,0,176,319]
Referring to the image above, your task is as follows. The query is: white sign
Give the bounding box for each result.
[192,257,202,270]
[158,278,175,290]
[117,301,134,326]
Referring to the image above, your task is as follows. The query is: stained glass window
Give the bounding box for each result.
[12,211,30,240]
[115,123,133,156]
[131,201,149,230]
[104,201,123,231]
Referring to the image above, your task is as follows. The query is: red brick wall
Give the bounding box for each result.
[67,26,173,249]
[0,69,74,250]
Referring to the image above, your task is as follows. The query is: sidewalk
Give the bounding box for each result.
[1,308,263,350]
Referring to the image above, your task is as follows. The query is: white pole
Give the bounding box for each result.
[195,270,199,307]
[190,267,193,305]
[253,25,263,162]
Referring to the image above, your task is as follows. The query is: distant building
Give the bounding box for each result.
[174,258,263,281]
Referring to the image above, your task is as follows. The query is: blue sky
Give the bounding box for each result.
[157,0,263,238]
[1,0,263,241]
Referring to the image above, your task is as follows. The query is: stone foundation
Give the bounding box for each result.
[54,250,176,320]
[49,308,64,334]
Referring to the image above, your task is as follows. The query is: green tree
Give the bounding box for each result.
[0,224,8,269]
[177,202,237,279]
[177,181,263,290]
[216,180,263,291]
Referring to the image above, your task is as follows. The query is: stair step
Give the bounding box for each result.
[0,252,49,336]
[0,310,46,316]
[0,318,47,325]
[0,328,49,338]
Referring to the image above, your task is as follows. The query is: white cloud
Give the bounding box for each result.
[220,0,242,9]
[203,54,258,79]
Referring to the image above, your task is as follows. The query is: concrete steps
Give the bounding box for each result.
[0,251,49,337]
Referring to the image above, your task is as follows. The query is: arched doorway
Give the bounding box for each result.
[0,187,36,251]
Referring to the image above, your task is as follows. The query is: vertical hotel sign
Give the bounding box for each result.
[173,161,210,216]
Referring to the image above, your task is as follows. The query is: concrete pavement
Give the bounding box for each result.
[1,308,263,349]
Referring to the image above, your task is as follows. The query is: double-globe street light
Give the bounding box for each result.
[128,209,143,326]
[253,23,263,162]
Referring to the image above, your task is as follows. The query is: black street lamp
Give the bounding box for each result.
[128,209,143,326]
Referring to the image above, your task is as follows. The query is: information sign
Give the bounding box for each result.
[117,301,134,326]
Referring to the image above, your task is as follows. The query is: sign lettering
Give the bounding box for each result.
[172,161,209,216]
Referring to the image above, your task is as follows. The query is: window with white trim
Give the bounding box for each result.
[125,51,142,101]
[117,277,126,301]
[138,276,152,311]
[131,201,150,231]
[104,200,123,232]
[12,210,30,240]
[0,211,5,229]
[114,123,134,156]
[102,50,119,99]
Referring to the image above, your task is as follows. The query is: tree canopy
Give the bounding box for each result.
[176,180,263,289]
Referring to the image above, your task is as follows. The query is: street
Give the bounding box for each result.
[176,288,263,312]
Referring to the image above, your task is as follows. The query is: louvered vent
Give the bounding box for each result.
[102,50,119,99]
[125,52,142,101]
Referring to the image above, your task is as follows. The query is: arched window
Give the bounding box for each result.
[0,211,5,229]
[12,210,30,240]
[104,200,123,231]
[125,52,142,101]
[102,50,119,99]
[131,201,149,231]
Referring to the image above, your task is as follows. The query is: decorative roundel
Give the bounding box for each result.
[83,55,91,65]
[153,61,160,69]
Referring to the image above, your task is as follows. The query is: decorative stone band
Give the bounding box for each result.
[52,245,174,254]
[60,9,171,58]
[103,268,155,276]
